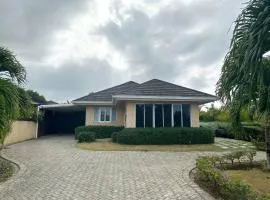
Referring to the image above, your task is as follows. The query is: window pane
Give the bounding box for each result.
[155,104,163,127]
[136,105,144,128]
[163,104,172,127]
[145,104,153,128]
[100,110,105,121]
[173,104,182,127]
[105,109,110,121]
[182,104,191,127]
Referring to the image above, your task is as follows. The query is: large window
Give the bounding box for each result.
[163,104,172,127]
[182,104,191,127]
[135,104,191,128]
[173,104,182,127]
[136,105,144,127]
[155,104,163,127]
[99,107,111,122]
[145,104,153,128]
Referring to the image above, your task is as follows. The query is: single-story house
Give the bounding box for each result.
[37,79,217,136]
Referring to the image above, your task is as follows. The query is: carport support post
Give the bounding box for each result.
[35,106,40,139]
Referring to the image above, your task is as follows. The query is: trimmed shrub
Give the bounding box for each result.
[75,126,124,139]
[195,153,267,200]
[77,132,96,143]
[112,127,214,145]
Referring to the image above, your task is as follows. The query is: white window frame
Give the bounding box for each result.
[99,107,112,122]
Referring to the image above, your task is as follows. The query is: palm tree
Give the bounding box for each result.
[217,0,270,169]
[0,47,26,146]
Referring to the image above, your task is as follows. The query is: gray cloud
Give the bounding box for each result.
[0,0,89,60]
[0,0,245,101]
[28,58,121,102]
[99,0,244,90]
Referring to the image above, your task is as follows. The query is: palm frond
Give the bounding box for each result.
[217,0,270,124]
[0,47,26,84]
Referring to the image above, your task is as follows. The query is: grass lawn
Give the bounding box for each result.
[228,168,270,194]
[77,138,222,152]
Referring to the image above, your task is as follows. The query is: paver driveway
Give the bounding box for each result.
[0,135,214,200]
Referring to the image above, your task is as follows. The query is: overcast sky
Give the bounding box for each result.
[0,0,245,102]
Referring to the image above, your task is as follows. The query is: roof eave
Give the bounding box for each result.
[112,95,218,104]
[72,100,114,106]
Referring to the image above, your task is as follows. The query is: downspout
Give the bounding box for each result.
[35,106,40,139]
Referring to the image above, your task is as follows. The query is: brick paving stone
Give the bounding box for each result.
[1,136,266,200]
[0,136,217,200]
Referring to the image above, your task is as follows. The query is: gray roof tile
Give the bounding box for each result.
[73,79,216,102]
[74,81,139,101]
[122,79,216,97]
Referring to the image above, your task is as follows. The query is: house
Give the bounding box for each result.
[72,79,217,128]
[38,79,217,136]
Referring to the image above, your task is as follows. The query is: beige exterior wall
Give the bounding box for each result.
[125,102,136,128]
[190,104,200,127]
[85,103,125,126]
[4,121,37,145]
[85,101,200,128]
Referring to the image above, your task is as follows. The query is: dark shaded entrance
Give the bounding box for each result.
[38,105,85,137]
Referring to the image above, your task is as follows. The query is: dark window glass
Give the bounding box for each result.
[136,104,144,128]
[155,104,163,127]
[163,104,172,127]
[145,104,153,128]
[182,104,191,127]
[173,104,182,127]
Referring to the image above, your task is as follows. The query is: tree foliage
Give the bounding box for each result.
[216,0,270,169]
[26,90,46,104]
[0,47,27,146]
[217,0,270,125]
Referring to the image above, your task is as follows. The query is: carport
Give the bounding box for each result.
[38,104,86,137]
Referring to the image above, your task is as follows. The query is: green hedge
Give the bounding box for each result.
[77,132,96,143]
[75,126,124,139]
[112,127,214,145]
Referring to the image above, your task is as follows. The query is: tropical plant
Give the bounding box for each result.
[216,0,270,169]
[26,90,46,104]
[0,47,26,148]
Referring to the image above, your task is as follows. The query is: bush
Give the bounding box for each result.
[214,128,235,139]
[215,123,235,139]
[75,126,124,139]
[237,126,264,142]
[112,127,214,145]
[195,153,266,200]
[77,132,96,143]
[0,159,14,182]
[221,179,252,200]
[251,139,266,151]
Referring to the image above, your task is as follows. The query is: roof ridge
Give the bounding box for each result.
[95,81,139,94]
[73,81,140,101]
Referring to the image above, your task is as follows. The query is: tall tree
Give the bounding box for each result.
[26,90,46,104]
[217,0,270,169]
[0,47,26,147]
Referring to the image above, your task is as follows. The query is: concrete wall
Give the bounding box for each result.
[4,121,37,145]
[85,103,125,126]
